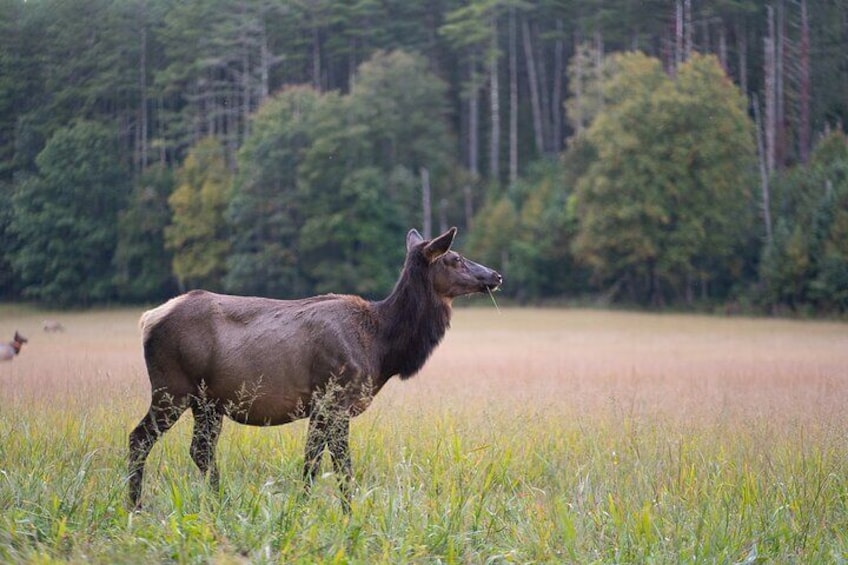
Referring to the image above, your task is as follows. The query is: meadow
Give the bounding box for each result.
[0,305,846,563]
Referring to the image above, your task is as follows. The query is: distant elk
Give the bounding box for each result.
[129,228,502,510]
[0,331,27,361]
[42,320,65,333]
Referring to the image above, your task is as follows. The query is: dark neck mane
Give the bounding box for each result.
[375,254,451,380]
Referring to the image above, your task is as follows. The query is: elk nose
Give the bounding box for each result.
[486,271,503,289]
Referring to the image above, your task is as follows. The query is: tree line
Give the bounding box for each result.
[0,0,846,314]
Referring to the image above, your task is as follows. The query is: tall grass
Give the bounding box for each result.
[1,306,846,563]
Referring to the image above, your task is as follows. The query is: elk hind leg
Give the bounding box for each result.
[128,392,188,509]
[190,400,223,492]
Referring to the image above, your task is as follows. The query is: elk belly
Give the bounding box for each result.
[219,388,312,426]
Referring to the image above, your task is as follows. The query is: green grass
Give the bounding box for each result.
[1,307,847,563]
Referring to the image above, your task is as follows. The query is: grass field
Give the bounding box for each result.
[0,305,846,563]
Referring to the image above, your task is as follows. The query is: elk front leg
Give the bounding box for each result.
[327,412,352,514]
[303,410,328,489]
[302,401,353,513]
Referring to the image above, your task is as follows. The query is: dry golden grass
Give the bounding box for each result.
[1,304,846,563]
[3,306,845,425]
[3,305,847,477]
[0,308,148,411]
[379,308,848,425]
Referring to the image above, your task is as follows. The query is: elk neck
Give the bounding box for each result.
[374,255,451,381]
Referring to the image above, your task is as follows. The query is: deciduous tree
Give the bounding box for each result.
[165,136,231,291]
[572,52,755,305]
[10,120,128,305]
[225,86,323,298]
[113,166,177,302]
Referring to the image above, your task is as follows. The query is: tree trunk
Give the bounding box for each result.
[421,167,432,239]
[535,21,552,154]
[572,33,585,134]
[594,30,604,111]
[464,185,474,230]
[551,19,564,153]
[312,24,321,90]
[260,16,271,102]
[240,5,251,145]
[685,271,694,307]
[522,18,544,155]
[684,0,692,60]
[753,94,773,243]
[674,0,683,72]
[138,5,148,173]
[775,0,785,168]
[197,79,208,144]
[798,0,811,163]
[488,16,500,183]
[764,5,776,174]
[737,20,748,95]
[155,96,167,166]
[468,59,480,180]
[698,13,709,54]
[439,198,448,235]
[509,8,518,184]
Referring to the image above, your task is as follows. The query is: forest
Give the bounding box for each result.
[0,0,846,313]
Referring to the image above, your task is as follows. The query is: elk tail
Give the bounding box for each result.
[139,295,184,341]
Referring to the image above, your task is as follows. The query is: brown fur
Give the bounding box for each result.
[0,331,27,361]
[128,228,501,510]
[42,320,65,332]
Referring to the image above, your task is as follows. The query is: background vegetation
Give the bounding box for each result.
[1,0,847,313]
[1,307,846,562]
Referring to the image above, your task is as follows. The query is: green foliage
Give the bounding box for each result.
[113,166,177,302]
[38,0,140,123]
[156,0,279,159]
[348,50,454,220]
[297,90,407,298]
[564,42,604,134]
[301,168,406,297]
[0,180,18,299]
[0,0,39,179]
[468,160,583,301]
[225,86,324,298]
[572,52,756,305]
[228,51,454,299]
[467,193,519,270]
[0,0,846,310]
[165,137,231,291]
[10,120,128,306]
[759,130,848,313]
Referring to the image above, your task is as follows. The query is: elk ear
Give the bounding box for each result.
[423,227,457,262]
[406,229,424,252]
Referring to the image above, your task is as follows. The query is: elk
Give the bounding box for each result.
[42,320,65,333]
[0,331,27,361]
[129,227,501,510]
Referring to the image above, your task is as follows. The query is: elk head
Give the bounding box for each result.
[407,227,502,299]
